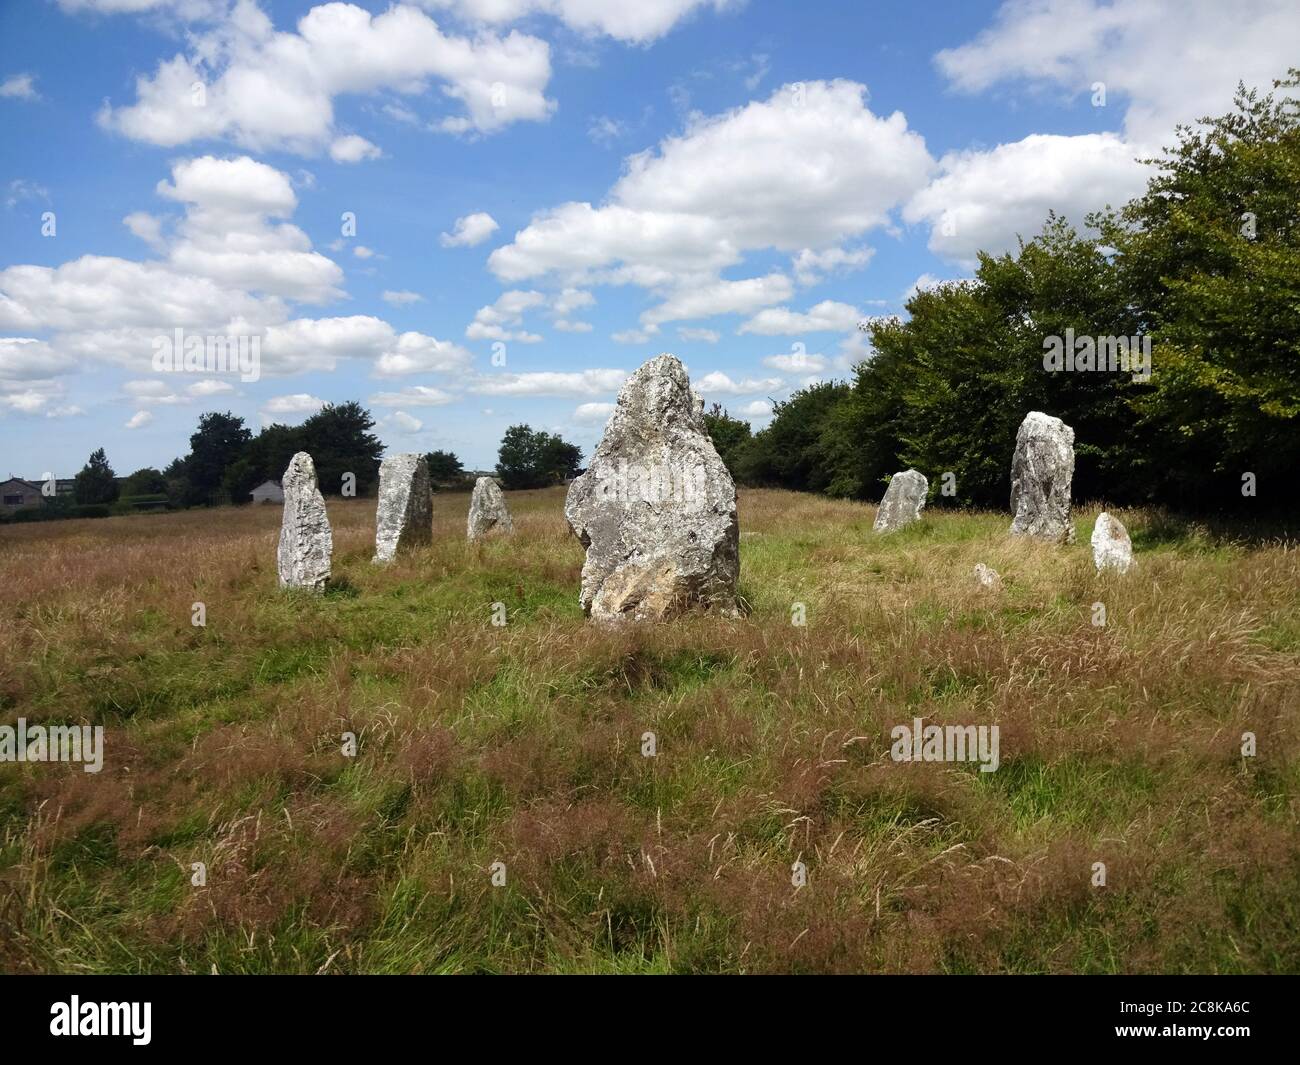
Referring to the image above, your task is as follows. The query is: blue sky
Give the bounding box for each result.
[1,0,1297,477]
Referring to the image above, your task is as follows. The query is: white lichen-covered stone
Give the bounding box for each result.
[973,562,1001,588]
[467,477,513,540]
[277,451,332,591]
[874,469,928,532]
[1091,511,1135,574]
[373,453,432,563]
[564,353,739,623]
[1009,411,1075,543]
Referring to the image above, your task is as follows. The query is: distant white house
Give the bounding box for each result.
[250,479,284,504]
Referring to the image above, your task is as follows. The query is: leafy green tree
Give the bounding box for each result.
[1097,69,1300,505]
[424,449,465,485]
[73,448,119,504]
[737,382,849,492]
[184,411,252,506]
[120,467,166,496]
[702,403,752,479]
[298,401,384,497]
[496,424,582,489]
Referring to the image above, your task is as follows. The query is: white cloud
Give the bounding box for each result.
[0,73,38,100]
[488,81,933,322]
[261,393,325,423]
[678,327,719,343]
[353,246,376,260]
[125,409,154,429]
[694,371,782,395]
[329,133,382,163]
[0,338,77,380]
[123,211,165,249]
[470,369,627,396]
[572,401,614,424]
[379,410,423,433]
[739,300,861,335]
[369,385,456,406]
[792,245,873,286]
[98,0,555,152]
[551,287,593,315]
[441,211,500,248]
[739,399,772,419]
[554,319,593,332]
[374,331,474,376]
[382,289,425,305]
[466,289,545,342]
[188,378,236,396]
[762,350,826,373]
[904,133,1148,265]
[422,0,738,45]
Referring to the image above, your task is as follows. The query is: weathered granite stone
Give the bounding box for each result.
[467,477,513,540]
[277,451,331,591]
[1091,511,1135,574]
[373,453,432,563]
[973,562,1001,588]
[1008,411,1076,543]
[874,468,928,532]
[564,353,739,623]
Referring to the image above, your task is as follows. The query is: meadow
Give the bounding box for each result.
[0,488,1297,973]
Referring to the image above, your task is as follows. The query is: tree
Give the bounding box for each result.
[424,449,465,486]
[184,411,252,506]
[496,424,583,489]
[120,467,166,496]
[702,403,752,479]
[737,382,849,493]
[298,401,384,496]
[73,448,120,504]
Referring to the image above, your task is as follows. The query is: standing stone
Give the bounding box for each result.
[565,353,739,623]
[874,469,928,532]
[373,453,432,563]
[467,477,513,540]
[1008,411,1076,543]
[277,452,332,591]
[973,563,1001,588]
[1091,511,1135,574]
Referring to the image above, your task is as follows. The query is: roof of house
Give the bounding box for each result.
[1,477,41,491]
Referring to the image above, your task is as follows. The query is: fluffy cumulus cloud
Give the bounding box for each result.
[261,392,325,423]
[329,134,382,163]
[909,0,1300,264]
[572,401,614,424]
[739,300,861,336]
[422,0,739,45]
[762,349,826,374]
[466,290,545,342]
[469,369,627,396]
[489,80,933,330]
[125,409,154,429]
[0,156,469,386]
[0,73,39,100]
[694,370,782,395]
[369,385,456,407]
[97,0,555,153]
[440,212,500,247]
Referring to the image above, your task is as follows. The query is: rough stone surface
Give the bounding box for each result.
[1091,511,1135,574]
[564,353,739,623]
[874,468,928,532]
[973,562,1001,588]
[1009,411,1076,543]
[373,453,432,563]
[467,477,513,540]
[277,451,332,591]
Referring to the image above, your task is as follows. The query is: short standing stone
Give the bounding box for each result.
[973,563,1001,588]
[874,469,928,532]
[1091,511,1135,574]
[373,453,432,563]
[1008,411,1076,543]
[277,451,332,591]
[467,477,513,540]
[565,353,739,623]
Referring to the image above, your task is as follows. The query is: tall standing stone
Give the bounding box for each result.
[277,452,332,591]
[1091,511,1135,573]
[1009,411,1076,543]
[564,353,740,623]
[874,469,928,532]
[467,477,513,540]
[373,453,432,563]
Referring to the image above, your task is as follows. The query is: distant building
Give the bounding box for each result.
[0,477,44,513]
[250,479,284,504]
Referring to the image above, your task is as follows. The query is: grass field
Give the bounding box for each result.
[1,487,1297,974]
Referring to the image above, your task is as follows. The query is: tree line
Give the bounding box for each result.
[706,73,1300,512]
